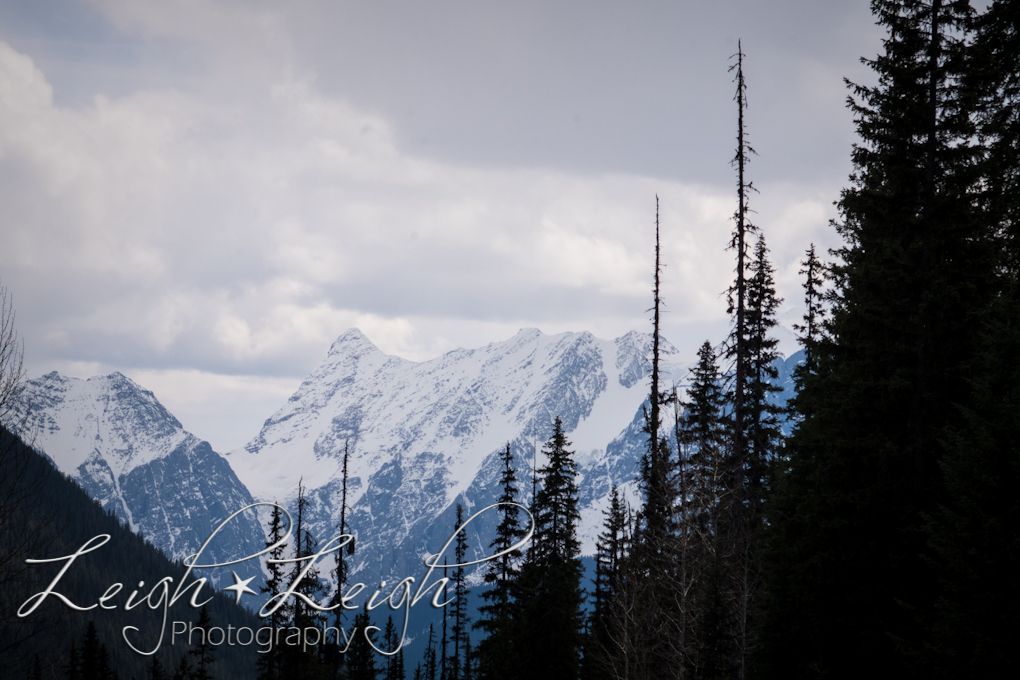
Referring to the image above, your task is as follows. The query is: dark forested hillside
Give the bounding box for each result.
[0,426,260,679]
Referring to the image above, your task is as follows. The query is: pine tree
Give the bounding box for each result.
[65,640,81,680]
[676,341,730,679]
[329,440,354,678]
[172,653,190,680]
[624,196,684,680]
[920,2,1020,675]
[742,235,784,521]
[474,443,525,680]
[425,624,438,680]
[346,604,378,680]
[758,1,989,676]
[80,622,101,680]
[516,417,584,680]
[583,485,629,680]
[721,42,762,679]
[150,655,167,680]
[448,504,470,680]
[258,502,287,680]
[189,606,216,680]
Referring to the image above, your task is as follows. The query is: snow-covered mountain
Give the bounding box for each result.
[225,327,685,585]
[16,372,264,586]
[17,329,802,600]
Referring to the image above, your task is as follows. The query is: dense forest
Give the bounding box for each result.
[3,0,1018,678]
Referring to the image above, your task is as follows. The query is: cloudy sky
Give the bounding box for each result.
[0,0,884,452]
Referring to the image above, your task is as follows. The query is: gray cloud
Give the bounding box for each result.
[1,1,869,449]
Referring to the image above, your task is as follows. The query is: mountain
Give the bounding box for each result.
[0,426,260,679]
[15,371,264,587]
[17,329,800,602]
[226,327,687,586]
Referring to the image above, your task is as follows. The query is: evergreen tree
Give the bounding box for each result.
[80,622,101,680]
[189,606,216,680]
[346,604,378,680]
[721,42,765,678]
[758,1,989,676]
[583,485,630,680]
[676,341,730,679]
[258,502,287,680]
[329,440,354,678]
[742,235,784,521]
[150,655,167,680]
[474,444,524,680]
[790,243,827,381]
[624,196,684,680]
[172,653,190,680]
[920,2,1020,675]
[384,615,404,680]
[424,624,438,680]
[515,417,584,680]
[448,504,470,680]
[65,640,81,680]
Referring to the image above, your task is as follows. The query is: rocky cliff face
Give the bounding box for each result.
[17,371,264,587]
[226,327,685,586]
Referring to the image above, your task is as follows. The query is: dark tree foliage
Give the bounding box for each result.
[758,1,992,677]
[0,427,258,679]
[583,485,629,680]
[474,444,525,680]
[515,417,584,680]
[189,606,217,680]
[258,502,287,680]
[346,605,379,680]
[675,341,731,679]
[919,1,1020,676]
[448,504,471,680]
[384,615,406,680]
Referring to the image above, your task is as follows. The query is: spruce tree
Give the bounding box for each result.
[189,606,216,680]
[449,504,470,680]
[583,485,629,680]
[516,417,584,680]
[65,640,81,680]
[474,443,525,680]
[150,655,167,680]
[758,1,989,676]
[258,502,287,680]
[346,604,378,680]
[920,2,1020,675]
[676,341,730,679]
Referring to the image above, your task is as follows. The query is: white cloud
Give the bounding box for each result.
[1,30,842,448]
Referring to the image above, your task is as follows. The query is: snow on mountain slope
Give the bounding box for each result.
[226,327,685,584]
[17,372,265,584]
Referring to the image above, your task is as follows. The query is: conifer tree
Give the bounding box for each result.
[424,624,438,680]
[80,622,101,680]
[150,655,167,680]
[919,2,1020,675]
[258,502,287,680]
[448,504,470,680]
[515,417,584,680]
[346,604,378,680]
[172,653,190,680]
[583,485,629,680]
[721,42,763,679]
[675,341,730,679]
[742,235,784,519]
[474,443,524,680]
[329,440,354,677]
[759,1,989,676]
[189,606,216,680]
[65,640,81,680]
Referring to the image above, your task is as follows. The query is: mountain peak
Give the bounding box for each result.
[327,328,382,357]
